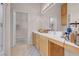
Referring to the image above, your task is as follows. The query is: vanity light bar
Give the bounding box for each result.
[41,3,55,14]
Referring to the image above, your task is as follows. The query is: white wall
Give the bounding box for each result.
[11,3,41,14]
[11,3,41,44]
[68,3,79,23]
[39,14,49,29]
[0,4,3,53]
[41,3,61,31]
[67,3,79,33]
[10,4,14,48]
[0,4,5,56]
[5,4,11,55]
[11,3,62,45]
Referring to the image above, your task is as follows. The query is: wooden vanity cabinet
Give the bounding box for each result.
[32,32,64,56]
[32,33,40,49]
[48,40,64,56]
[32,33,48,56]
[35,34,40,50]
[39,36,48,56]
[61,3,67,26]
[33,32,79,56]
[32,33,36,45]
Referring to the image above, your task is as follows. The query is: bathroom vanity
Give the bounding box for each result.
[32,31,79,56]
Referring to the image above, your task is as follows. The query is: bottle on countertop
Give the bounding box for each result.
[69,21,78,44]
[69,31,76,43]
[66,26,72,40]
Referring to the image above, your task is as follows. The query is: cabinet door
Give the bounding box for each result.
[35,34,38,48]
[48,41,64,56]
[61,3,67,25]
[40,36,48,56]
[48,41,55,56]
[54,43,64,56]
[32,33,36,45]
[36,34,40,49]
[39,36,44,55]
[38,36,40,50]
[42,37,48,56]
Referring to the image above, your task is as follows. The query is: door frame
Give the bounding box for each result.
[12,11,16,47]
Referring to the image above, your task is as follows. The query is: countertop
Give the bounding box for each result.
[33,31,79,53]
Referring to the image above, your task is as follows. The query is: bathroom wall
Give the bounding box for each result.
[10,4,14,48]
[5,4,11,55]
[0,4,5,55]
[41,3,61,31]
[0,4,3,53]
[68,3,79,23]
[11,3,41,44]
[68,3,79,32]
[11,3,61,45]
[38,14,49,29]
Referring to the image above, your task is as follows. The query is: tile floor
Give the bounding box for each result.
[24,45,41,56]
[11,44,41,56]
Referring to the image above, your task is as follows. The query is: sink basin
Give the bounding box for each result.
[48,31,63,37]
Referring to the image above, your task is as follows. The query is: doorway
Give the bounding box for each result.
[16,12,28,45]
[13,12,28,47]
